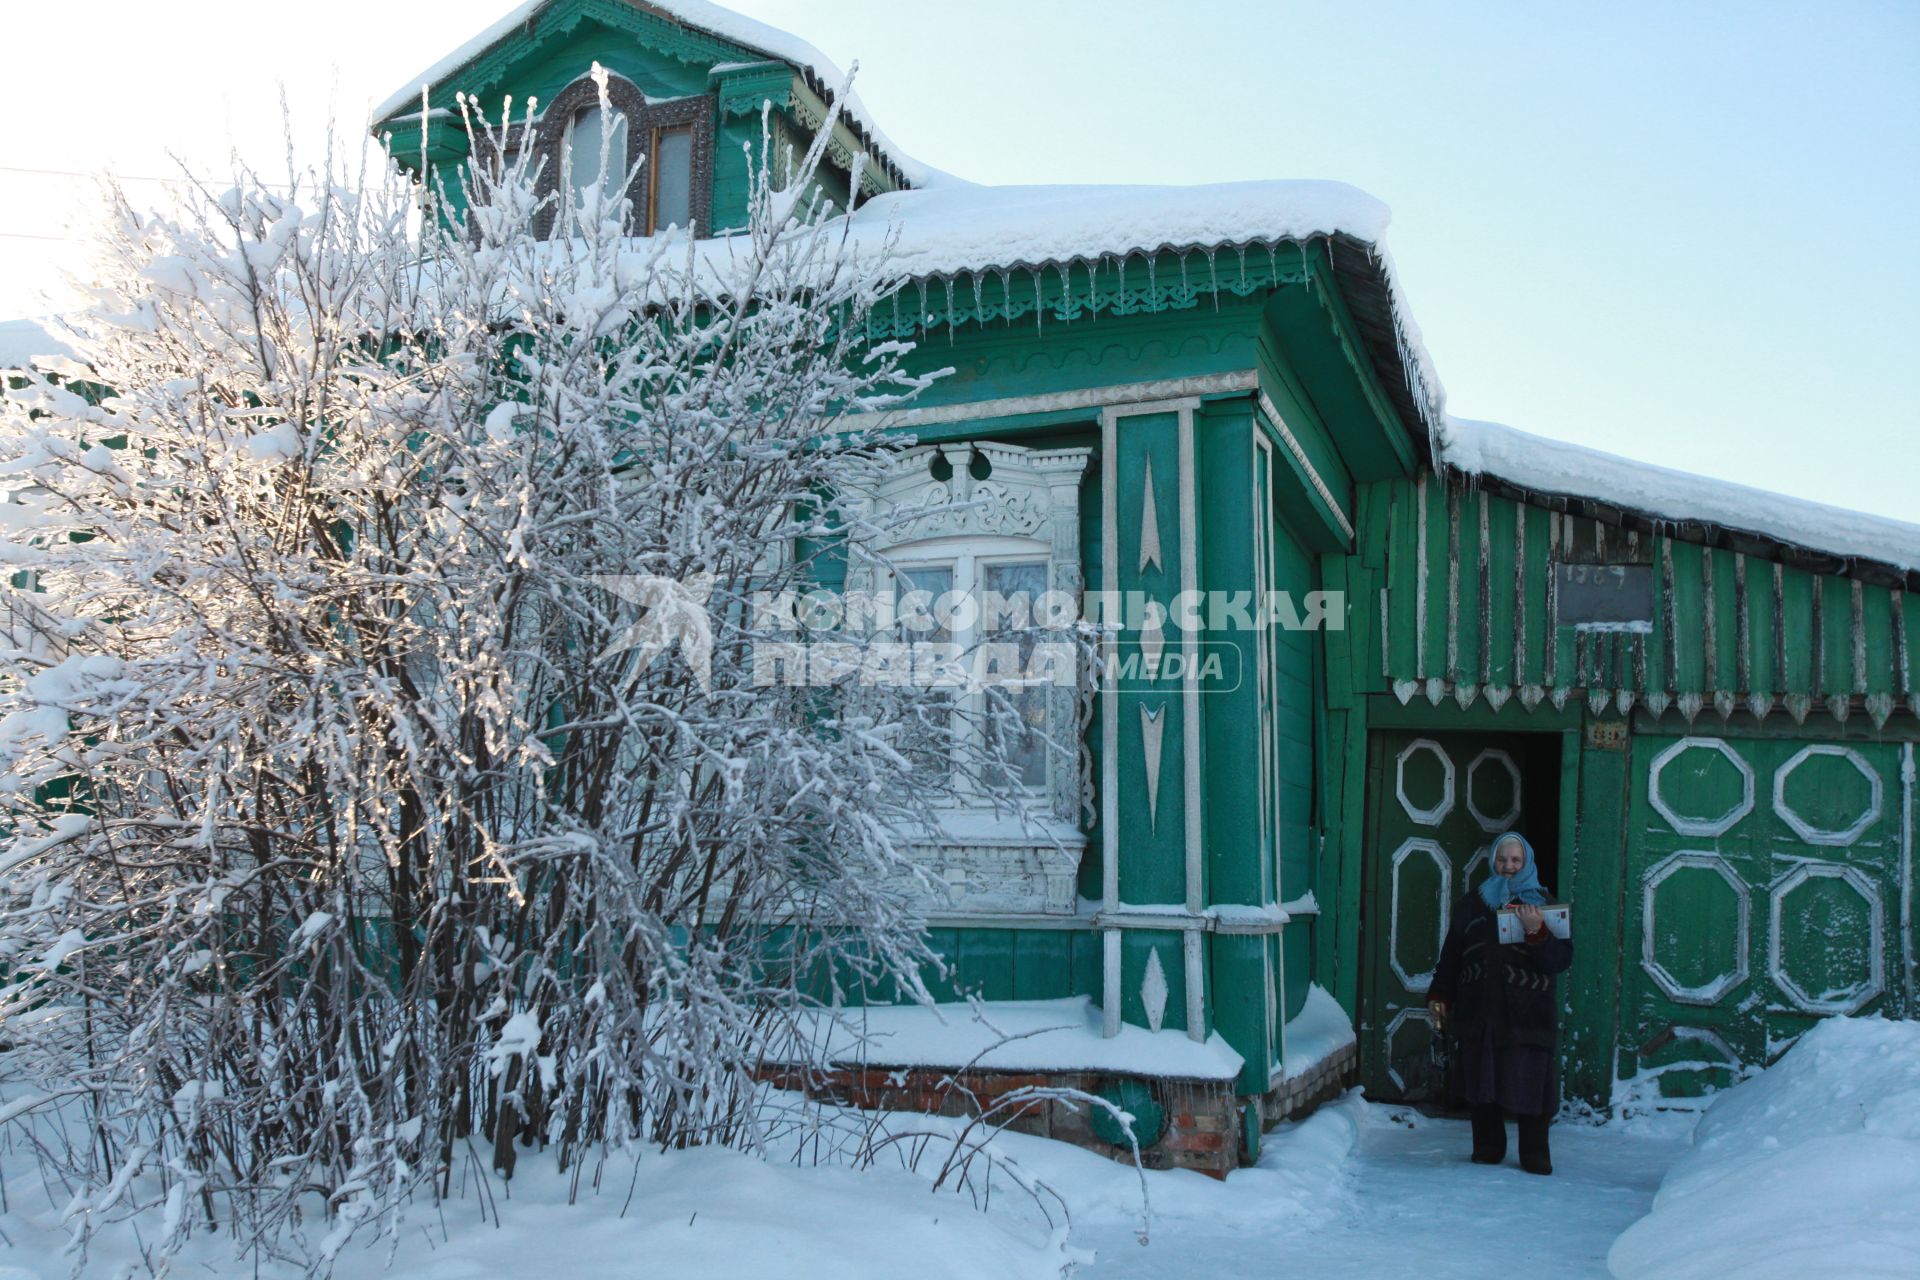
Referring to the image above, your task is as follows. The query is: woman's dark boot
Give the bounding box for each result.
[1517,1113,1553,1175]
[1470,1104,1507,1164]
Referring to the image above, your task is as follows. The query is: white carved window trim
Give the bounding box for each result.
[843,440,1093,832]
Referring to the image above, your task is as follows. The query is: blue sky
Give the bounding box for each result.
[2,0,1913,521]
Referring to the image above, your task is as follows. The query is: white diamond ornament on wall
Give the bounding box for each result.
[1141,947,1169,1033]
[1138,455,1164,574]
[1140,703,1167,831]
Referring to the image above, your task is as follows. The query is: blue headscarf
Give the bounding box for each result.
[1479,832,1549,909]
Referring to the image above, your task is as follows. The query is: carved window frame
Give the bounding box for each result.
[842,441,1093,827]
[479,73,715,239]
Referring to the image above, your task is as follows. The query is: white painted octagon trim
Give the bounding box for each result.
[1641,850,1751,1006]
[1383,1005,1435,1095]
[1649,737,1755,838]
[1395,739,1456,827]
[1466,748,1523,833]
[1772,744,1883,847]
[1769,861,1886,1015]
[1389,837,1452,993]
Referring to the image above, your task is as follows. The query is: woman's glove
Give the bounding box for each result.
[1516,902,1548,943]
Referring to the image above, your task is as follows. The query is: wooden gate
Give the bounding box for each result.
[1358,729,1562,1102]
[1620,733,1913,1096]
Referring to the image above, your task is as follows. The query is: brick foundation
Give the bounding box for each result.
[762,1039,1359,1179]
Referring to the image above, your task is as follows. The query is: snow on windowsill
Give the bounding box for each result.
[783,996,1244,1081]
[910,808,1086,847]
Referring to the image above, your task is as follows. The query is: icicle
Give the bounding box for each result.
[1236,242,1248,292]
[915,277,928,327]
[971,270,984,322]
[944,276,956,339]
[1265,239,1278,281]
[1178,248,1190,297]
[1031,267,1044,333]
[1145,253,1157,303]
[997,268,1012,325]
[1205,245,1219,310]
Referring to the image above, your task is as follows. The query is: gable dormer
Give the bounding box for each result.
[372,0,914,237]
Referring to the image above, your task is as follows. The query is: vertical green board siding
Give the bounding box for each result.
[1114,413,1187,909]
[1364,476,1919,728]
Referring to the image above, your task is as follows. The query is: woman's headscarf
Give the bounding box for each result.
[1479,831,1549,909]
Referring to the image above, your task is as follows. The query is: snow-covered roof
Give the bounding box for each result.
[0,318,74,371]
[372,0,946,190]
[849,179,1387,280]
[1442,415,1920,574]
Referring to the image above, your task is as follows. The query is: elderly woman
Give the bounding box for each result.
[1426,831,1571,1175]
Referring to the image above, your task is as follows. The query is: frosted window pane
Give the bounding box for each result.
[653,127,693,231]
[567,107,628,202]
[898,565,955,778]
[984,561,1049,789]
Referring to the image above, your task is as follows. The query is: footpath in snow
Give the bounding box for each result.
[1078,1105,1689,1279]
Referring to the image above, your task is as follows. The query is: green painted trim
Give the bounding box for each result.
[1562,724,1631,1105]
[1364,693,1584,733]
[1303,240,1419,478]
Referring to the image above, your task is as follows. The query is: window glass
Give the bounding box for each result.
[984,561,1049,789]
[567,106,629,206]
[652,126,693,231]
[898,565,955,778]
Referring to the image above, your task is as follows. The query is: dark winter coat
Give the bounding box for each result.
[1428,891,1572,1050]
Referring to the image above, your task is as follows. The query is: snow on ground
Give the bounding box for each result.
[1076,1103,1689,1279]
[0,1125,1080,1280]
[1608,1016,1920,1280]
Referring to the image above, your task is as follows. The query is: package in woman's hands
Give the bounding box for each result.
[1496,903,1571,944]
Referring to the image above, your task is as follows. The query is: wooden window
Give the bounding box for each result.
[498,74,712,239]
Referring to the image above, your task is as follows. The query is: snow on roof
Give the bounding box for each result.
[849,179,1389,280]
[1442,415,1920,573]
[781,997,1245,1080]
[0,317,75,371]
[372,0,948,190]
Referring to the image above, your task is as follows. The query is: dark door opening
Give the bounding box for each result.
[1356,727,1566,1103]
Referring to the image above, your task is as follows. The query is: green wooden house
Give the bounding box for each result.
[372,0,1919,1171]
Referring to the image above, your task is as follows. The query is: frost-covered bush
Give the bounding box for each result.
[0,75,990,1272]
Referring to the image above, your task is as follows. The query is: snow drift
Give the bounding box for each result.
[1607,1016,1920,1280]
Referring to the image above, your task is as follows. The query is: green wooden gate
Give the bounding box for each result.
[1358,729,1563,1102]
[1620,733,1913,1096]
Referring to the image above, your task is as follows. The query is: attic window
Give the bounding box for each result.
[524,74,713,238]
[565,106,629,204]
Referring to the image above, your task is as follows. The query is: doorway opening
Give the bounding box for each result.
[1356,727,1567,1103]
